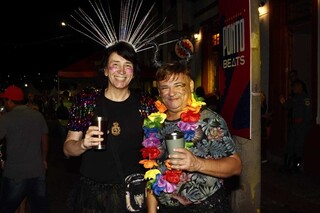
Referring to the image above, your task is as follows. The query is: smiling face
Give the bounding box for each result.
[104,52,134,90]
[157,73,194,120]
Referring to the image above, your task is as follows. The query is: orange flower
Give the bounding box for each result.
[165,160,172,170]
[139,159,158,169]
[155,100,167,113]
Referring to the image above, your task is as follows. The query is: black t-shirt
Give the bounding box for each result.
[80,92,144,183]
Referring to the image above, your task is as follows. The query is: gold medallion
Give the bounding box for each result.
[111,122,121,136]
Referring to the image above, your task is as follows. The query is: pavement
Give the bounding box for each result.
[260,154,320,213]
[24,120,320,212]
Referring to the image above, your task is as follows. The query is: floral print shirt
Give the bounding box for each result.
[155,108,237,206]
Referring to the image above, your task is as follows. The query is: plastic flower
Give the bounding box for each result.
[141,93,205,193]
[144,112,167,129]
[148,112,167,122]
[140,147,161,159]
[183,130,195,141]
[181,109,200,122]
[155,100,167,113]
[145,169,161,180]
[165,160,172,170]
[163,170,182,184]
[178,121,198,131]
[142,133,161,147]
[189,93,206,109]
[157,175,177,193]
[143,127,159,137]
[152,174,165,195]
[139,159,158,169]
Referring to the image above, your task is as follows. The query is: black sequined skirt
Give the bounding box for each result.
[66,176,126,213]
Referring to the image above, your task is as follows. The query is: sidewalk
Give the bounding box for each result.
[261,154,320,213]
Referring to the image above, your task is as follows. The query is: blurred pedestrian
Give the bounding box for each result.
[280,80,312,173]
[0,85,49,213]
[195,86,219,112]
[56,91,72,159]
[288,69,308,95]
[26,92,41,111]
[195,86,206,99]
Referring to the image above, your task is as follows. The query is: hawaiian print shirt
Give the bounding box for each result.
[155,108,237,206]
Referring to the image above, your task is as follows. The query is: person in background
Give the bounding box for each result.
[195,86,206,99]
[260,91,271,163]
[150,86,159,99]
[288,69,308,95]
[195,86,220,112]
[143,62,242,213]
[25,92,41,111]
[280,80,312,173]
[0,97,6,171]
[0,85,49,213]
[0,93,27,213]
[56,91,72,159]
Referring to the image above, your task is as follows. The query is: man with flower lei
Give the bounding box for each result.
[139,62,242,213]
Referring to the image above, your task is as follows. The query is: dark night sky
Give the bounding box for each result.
[0,0,164,91]
[0,0,105,90]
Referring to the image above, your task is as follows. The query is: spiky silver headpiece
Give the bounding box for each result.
[65,0,174,52]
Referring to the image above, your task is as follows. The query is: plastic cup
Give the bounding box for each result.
[165,131,185,155]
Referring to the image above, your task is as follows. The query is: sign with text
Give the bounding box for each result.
[218,0,251,139]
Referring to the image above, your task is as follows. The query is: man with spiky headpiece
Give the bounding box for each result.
[62,0,173,212]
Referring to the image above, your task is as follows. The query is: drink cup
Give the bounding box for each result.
[165,131,185,155]
[92,116,108,150]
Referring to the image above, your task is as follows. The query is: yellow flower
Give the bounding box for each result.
[190,93,206,108]
[184,93,206,113]
[145,169,161,180]
[147,112,167,123]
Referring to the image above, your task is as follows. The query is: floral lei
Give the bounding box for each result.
[139,93,206,195]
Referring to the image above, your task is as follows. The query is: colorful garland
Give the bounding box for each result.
[139,93,206,195]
